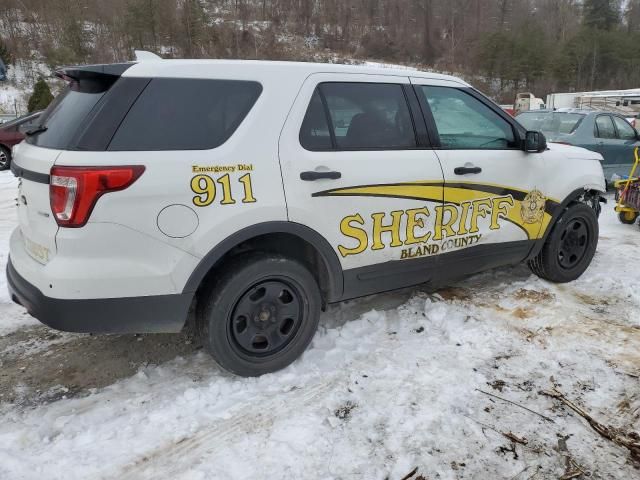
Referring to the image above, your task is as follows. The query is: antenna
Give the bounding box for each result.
[134,50,162,62]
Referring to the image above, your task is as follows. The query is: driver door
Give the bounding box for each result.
[411,78,552,272]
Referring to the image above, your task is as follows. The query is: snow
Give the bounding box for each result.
[0,168,638,478]
[0,171,37,335]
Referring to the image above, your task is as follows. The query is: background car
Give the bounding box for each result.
[516,109,639,182]
[0,110,42,170]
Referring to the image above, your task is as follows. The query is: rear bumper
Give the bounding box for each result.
[6,258,193,333]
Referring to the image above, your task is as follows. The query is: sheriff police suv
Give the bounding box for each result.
[7,55,606,376]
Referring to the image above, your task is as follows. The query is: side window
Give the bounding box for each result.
[300,89,332,150]
[419,86,516,149]
[109,78,262,151]
[595,115,616,139]
[318,82,416,150]
[612,116,637,141]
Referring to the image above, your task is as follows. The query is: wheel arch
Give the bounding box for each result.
[527,186,604,260]
[182,221,344,304]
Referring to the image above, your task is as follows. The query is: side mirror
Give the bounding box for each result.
[524,130,547,153]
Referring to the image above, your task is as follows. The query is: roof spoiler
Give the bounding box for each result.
[55,51,161,82]
[55,63,134,82]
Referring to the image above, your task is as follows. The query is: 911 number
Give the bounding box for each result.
[190,173,256,207]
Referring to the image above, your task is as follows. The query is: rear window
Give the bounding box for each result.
[517,112,585,135]
[26,82,110,149]
[109,78,262,151]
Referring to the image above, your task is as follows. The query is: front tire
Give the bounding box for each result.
[0,146,11,171]
[197,254,321,377]
[529,203,598,283]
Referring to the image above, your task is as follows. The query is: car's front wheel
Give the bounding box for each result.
[197,254,321,377]
[0,146,11,171]
[529,203,599,283]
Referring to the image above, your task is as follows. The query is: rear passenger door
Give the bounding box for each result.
[279,74,444,298]
[593,114,620,163]
[610,115,640,167]
[412,79,552,271]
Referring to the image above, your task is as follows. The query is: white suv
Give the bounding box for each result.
[7,57,606,376]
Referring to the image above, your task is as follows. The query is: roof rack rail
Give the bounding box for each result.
[134,50,162,62]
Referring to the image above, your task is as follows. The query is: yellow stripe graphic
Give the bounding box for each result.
[315,182,554,240]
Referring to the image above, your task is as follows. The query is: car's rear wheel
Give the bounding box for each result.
[0,146,11,171]
[197,253,321,377]
[529,203,598,283]
[618,210,639,225]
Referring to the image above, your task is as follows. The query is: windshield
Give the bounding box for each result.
[517,112,585,136]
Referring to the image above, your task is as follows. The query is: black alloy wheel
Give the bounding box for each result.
[557,218,589,269]
[230,279,303,357]
[198,254,321,377]
[528,203,599,283]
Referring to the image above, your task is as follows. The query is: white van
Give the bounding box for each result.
[7,57,606,376]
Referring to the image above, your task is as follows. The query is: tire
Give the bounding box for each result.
[197,253,321,377]
[0,145,11,171]
[618,211,639,225]
[528,203,598,283]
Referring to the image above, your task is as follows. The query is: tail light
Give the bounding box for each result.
[50,166,145,227]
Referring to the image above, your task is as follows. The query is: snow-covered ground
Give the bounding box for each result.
[0,169,638,479]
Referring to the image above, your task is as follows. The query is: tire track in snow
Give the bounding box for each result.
[117,376,342,479]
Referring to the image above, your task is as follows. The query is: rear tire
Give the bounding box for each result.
[0,146,11,171]
[197,253,321,377]
[618,211,639,225]
[529,203,598,283]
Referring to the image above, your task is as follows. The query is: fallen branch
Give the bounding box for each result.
[463,415,529,447]
[557,434,586,479]
[476,388,555,423]
[504,431,528,445]
[541,387,640,462]
[400,467,418,480]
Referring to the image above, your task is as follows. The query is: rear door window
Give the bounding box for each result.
[595,115,616,139]
[612,116,637,140]
[109,78,262,151]
[315,82,417,150]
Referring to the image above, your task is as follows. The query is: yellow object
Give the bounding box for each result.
[614,147,640,214]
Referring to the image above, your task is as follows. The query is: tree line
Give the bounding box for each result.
[1,0,640,102]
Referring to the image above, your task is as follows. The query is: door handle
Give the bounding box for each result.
[454,166,482,175]
[300,171,342,181]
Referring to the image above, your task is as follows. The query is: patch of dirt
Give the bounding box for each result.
[487,379,507,392]
[512,307,533,319]
[0,326,200,408]
[513,288,555,303]
[334,401,357,420]
[435,286,472,301]
[574,292,611,307]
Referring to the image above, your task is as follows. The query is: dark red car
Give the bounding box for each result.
[0,111,42,170]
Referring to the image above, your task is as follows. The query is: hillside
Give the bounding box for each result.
[2,0,640,108]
